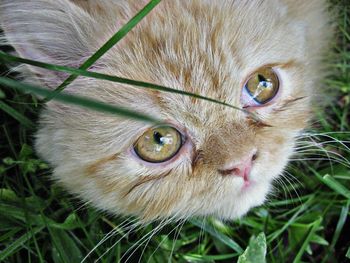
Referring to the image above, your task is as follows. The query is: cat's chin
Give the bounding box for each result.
[181,179,272,221]
[219,182,271,220]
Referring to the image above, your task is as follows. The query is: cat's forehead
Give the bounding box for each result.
[102,0,307,126]
[108,0,306,81]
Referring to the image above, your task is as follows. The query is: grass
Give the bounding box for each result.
[0,0,349,262]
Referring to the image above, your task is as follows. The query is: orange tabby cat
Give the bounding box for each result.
[0,0,331,221]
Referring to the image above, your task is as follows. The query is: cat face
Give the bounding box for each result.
[0,0,330,220]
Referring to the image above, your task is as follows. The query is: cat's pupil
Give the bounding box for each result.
[258,74,270,88]
[258,74,265,82]
[153,131,164,145]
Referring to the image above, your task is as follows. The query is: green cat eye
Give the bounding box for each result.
[244,68,279,104]
[134,126,182,163]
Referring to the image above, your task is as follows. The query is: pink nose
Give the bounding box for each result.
[218,151,257,181]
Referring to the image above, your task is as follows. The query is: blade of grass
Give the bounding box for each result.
[0,77,160,124]
[190,219,243,254]
[292,217,323,263]
[322,174,350,199]
[182,253,238,261]
[0,226,44,261]
[48,227,83,263]
[267,195,315,242]
[0,227,21,243]
[322,200,350,263]
[47,0,161,100]
[0,51,245,113]
[0,101,35,129]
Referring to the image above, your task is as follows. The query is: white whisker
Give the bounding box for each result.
[81,217,140,263]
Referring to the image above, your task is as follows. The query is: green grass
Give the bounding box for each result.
[0,0,349,262]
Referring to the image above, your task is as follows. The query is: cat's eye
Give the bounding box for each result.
[134,126,183,163]
[243,68,279,106]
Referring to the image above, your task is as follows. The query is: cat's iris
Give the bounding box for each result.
[134,126,182,163]
[244,68,279,105]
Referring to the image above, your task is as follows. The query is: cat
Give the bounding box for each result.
[0,0,331,221]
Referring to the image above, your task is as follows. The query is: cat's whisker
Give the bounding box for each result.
[299,133,350,152]
[298,154,350,169]
[294,139,350,151]
[138,216,179,263]
[144,217,187,263]
[294,149,350,164]
[283,170,303,186]
[197,217,207,255]
[293,134,350,172]
[274,176,293,202]
[303,131,350,135]
[72,199,98,214]
[121,218,172,263]
[93,221,143,262]
[303,136,334,171]
[289,158,350,168]
[168,218,187,263]
[294,143,336,159]
[81,217,140,263]
[280,171,302,204]
[93,219,140,262]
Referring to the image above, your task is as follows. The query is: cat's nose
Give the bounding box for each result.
[218,150,258,180]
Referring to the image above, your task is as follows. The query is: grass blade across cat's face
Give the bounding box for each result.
[0,0,332,221]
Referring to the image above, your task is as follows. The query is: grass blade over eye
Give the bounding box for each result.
[0,52,246,114]
[46,0,162,101]
[0,77,161,124]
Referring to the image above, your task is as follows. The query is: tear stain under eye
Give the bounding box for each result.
[246,116,273,128]
[272,96,307,112]
[191,148,204,175]
[123,170,173,197]
[85,153,120,175]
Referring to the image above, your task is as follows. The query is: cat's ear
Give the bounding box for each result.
[0,0,97,87]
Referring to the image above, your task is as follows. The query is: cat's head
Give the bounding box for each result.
[0,0,331,221]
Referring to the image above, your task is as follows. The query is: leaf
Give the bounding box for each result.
[19,144,33,160]
[292,217,323,263]
[0,189,18,202]
[0,77,160,124]
[322,174,350,199]
[190,219,243,253]
[0,88,5,98]
[47,213,81,230]
[237,232,267,263]
[0,226,44,261]
[289,225,310,251]
[183,253,237,261]
[346,246,350,259]
[310,234,329,246]
[0,203,44,225]
[267,195,315,242]
[49,228,83,263]
[2,157,15,165]
[0,100,35,129]
[323,201,350,263]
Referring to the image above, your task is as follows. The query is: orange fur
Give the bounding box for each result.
[0,0,332,220]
